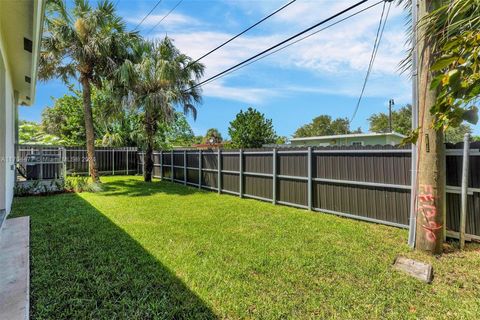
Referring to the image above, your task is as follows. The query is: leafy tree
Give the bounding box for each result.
[157,113,196,148]
[400,0,479,138]
[39,0,138,182]
[425,0,479,131]
[228,107,277,148]
[368,104,412,135]
[203,128,223,144]
[368,104,473,143]
[294,115,360,138]
[275,136,289,144]
[19,121,64,145]
[444,124,473,144]
[41,86,123,146]
[41,90,87,145]
[117,38,204,182]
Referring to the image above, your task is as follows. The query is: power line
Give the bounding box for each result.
[191,0,297,64]
[145,0,184,35]
[349,0,392,123]
[133,0,163,31]
[198,0,384,89]
[187,0,372,92]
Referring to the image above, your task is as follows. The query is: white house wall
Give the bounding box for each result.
[0,26,17,215]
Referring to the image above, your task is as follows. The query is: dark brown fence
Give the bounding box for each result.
[64,146,138,175]
[150,144,480,238]
[16,145,139,178]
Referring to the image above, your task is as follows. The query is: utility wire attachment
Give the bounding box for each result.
[349,0,392,123]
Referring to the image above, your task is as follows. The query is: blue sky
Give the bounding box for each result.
[21,0,480,138]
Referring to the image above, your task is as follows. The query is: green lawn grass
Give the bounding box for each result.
[10,176,480,319]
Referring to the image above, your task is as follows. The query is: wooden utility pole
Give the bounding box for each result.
[415,0,445,254]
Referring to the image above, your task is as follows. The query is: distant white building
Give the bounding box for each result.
[289,132,406,147]
[1,0,45,219]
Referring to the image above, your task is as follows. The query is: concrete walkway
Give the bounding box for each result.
[0,216,29,320]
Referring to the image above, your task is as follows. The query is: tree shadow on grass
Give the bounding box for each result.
[99,178,203,198]
[12,192,217,319]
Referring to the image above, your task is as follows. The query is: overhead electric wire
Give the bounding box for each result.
[191,0,297,64]
[133,0,163,31]
[145,0,184,35]
[198,0,384,89]
[187,0,371,92]
[349,0,392,123]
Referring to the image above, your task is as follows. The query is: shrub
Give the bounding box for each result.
[64,174,102,193]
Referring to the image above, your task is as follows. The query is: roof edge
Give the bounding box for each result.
[290,132,406,141]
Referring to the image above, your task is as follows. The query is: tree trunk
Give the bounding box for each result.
[415,0,445,254]
[144,142,153,182]
[80,77,99,183]
[144,114,154,182]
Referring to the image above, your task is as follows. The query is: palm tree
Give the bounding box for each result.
[39,0,138,182]
[117,38,205,182]
[203,128,223,144]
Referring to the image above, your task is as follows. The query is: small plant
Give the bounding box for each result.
[65,174,102,193]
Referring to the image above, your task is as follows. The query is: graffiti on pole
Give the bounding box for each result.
[418,184,442,242]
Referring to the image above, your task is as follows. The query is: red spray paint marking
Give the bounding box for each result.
[417,184,442,243]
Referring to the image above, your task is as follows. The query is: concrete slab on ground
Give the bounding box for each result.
[0,216,30,320]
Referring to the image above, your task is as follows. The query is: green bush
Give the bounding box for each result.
[64,174,102,193]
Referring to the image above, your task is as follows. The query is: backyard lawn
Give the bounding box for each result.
[10,176,480,319]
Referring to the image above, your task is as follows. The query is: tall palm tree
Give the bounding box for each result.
[39,0,138,182]
[117,38,205,182]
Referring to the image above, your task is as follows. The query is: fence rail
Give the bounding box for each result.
[15,143,480,239]
[148,145,480,238]
[16,145,140,180]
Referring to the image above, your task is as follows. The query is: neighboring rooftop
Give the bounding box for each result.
[288,132,406,147]
[290,132,406,142]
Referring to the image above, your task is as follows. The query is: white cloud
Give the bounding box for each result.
[154,31,283,77]
[127,12,202,30]
[202,80,279,104]
[138,1,411,103]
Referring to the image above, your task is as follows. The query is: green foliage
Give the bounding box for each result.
[116,38,204,180]
[275,136,289,145]
[202,128,223,144]
[228,107,277,148]
[294,115,360,138]
[430,30,479,130]
[369,104,474,143]
[64,174,102,193]
[156,113,196,149]
[40,0,138,85]
[14,180,65,196]
[41,90,87,145]
[19,120,64,145]
[444,124,473,144]
[369,104,412,135]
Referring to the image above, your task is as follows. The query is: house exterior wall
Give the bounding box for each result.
[0,24,18,215]
[290,135,403,147]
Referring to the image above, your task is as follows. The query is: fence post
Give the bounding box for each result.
[198,150,202,189]
[126,148,129,175]
[239,149,243,198]
[39,146,43,181]
[184,150,187,185]
[307,147,312,211]
[160,150,163,180]
[460,133,470,250]
[171,150,174,182]
[62,147,67,179]
[112,149,115,175]
[217,148,222,194]
[272,148,277,204]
